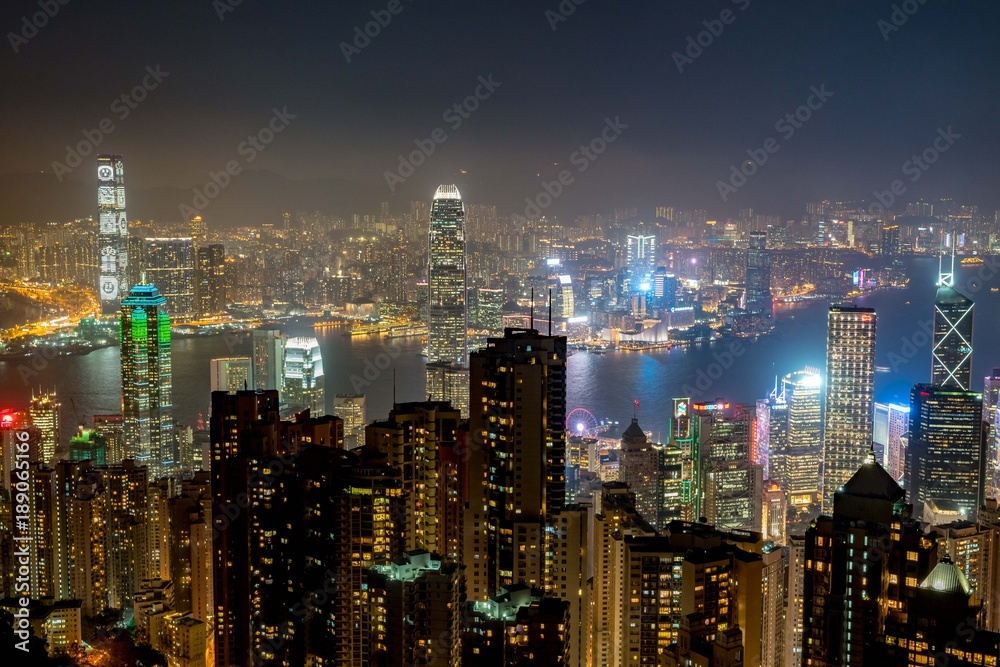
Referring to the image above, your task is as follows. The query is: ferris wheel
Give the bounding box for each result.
[566,408,600,438]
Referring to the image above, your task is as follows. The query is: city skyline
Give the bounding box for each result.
[5,3,1000,666]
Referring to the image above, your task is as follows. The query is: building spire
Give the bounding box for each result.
[937,230,955,287]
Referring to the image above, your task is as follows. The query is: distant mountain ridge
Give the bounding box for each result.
[0,170,382,228]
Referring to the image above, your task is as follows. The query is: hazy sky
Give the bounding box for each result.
[2,0,998,225]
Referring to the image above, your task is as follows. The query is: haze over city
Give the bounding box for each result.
[4,3,1000,667]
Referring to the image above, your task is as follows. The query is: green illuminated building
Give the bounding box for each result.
[120,284,174,480]
[68,428,108,466]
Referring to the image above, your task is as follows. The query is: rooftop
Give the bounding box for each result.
[840,455,905,502]
[434,184,461,200]
[920,557,974,596]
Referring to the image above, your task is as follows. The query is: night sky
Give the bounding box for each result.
[2,0,998,227]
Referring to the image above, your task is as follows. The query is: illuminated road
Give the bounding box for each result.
[0,282,100,343]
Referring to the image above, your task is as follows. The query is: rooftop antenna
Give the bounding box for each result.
[393,368,397,405]
[634,399,639,420]
[530,286,534,330]
[547,288,552,336]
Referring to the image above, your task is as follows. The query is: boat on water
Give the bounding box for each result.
[961,256,985,265]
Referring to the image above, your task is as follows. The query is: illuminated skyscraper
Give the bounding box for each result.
[874,402,910,480]
[466,328,567,599]
[881,224,901,258]
[427,184,467,366]
[618,417,659,527]
[252,328,285,392]
[556,275,574,318]
[626,234,656,278]
[143,237,197,319]
[984,368,1000,498]
[804,455,937,667]
[120,284,174,480]
[210,390,280,667]
[209,357,252,393]
[694,402,762,532]
[97,154,130,314]
[932,258,974,390]
[424,362,469,418]
[195,244,226,317]
[282,337,325,416]
[333,393,366,449]
[907,384,985,520]
[784,369,822,511]
[821,305,876,513]
[188,214,207,246]
[755,379,787,484]
[476,287,503,335]
[745,231,772,316]
[29,389,60,464]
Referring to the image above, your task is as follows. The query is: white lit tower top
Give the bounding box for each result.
[427,185,467,366]
[98,155,130,315]
[932,234,974,390]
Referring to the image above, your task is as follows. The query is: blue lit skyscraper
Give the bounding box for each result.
[120,284,174,479]
[745,231,772,316]
[626,234,657,281]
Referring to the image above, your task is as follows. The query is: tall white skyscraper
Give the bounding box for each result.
[97,154,130,314]
[427,185,467,366]
[821,305,876,513]
[626,234,657,278]
[282,337,325,417]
